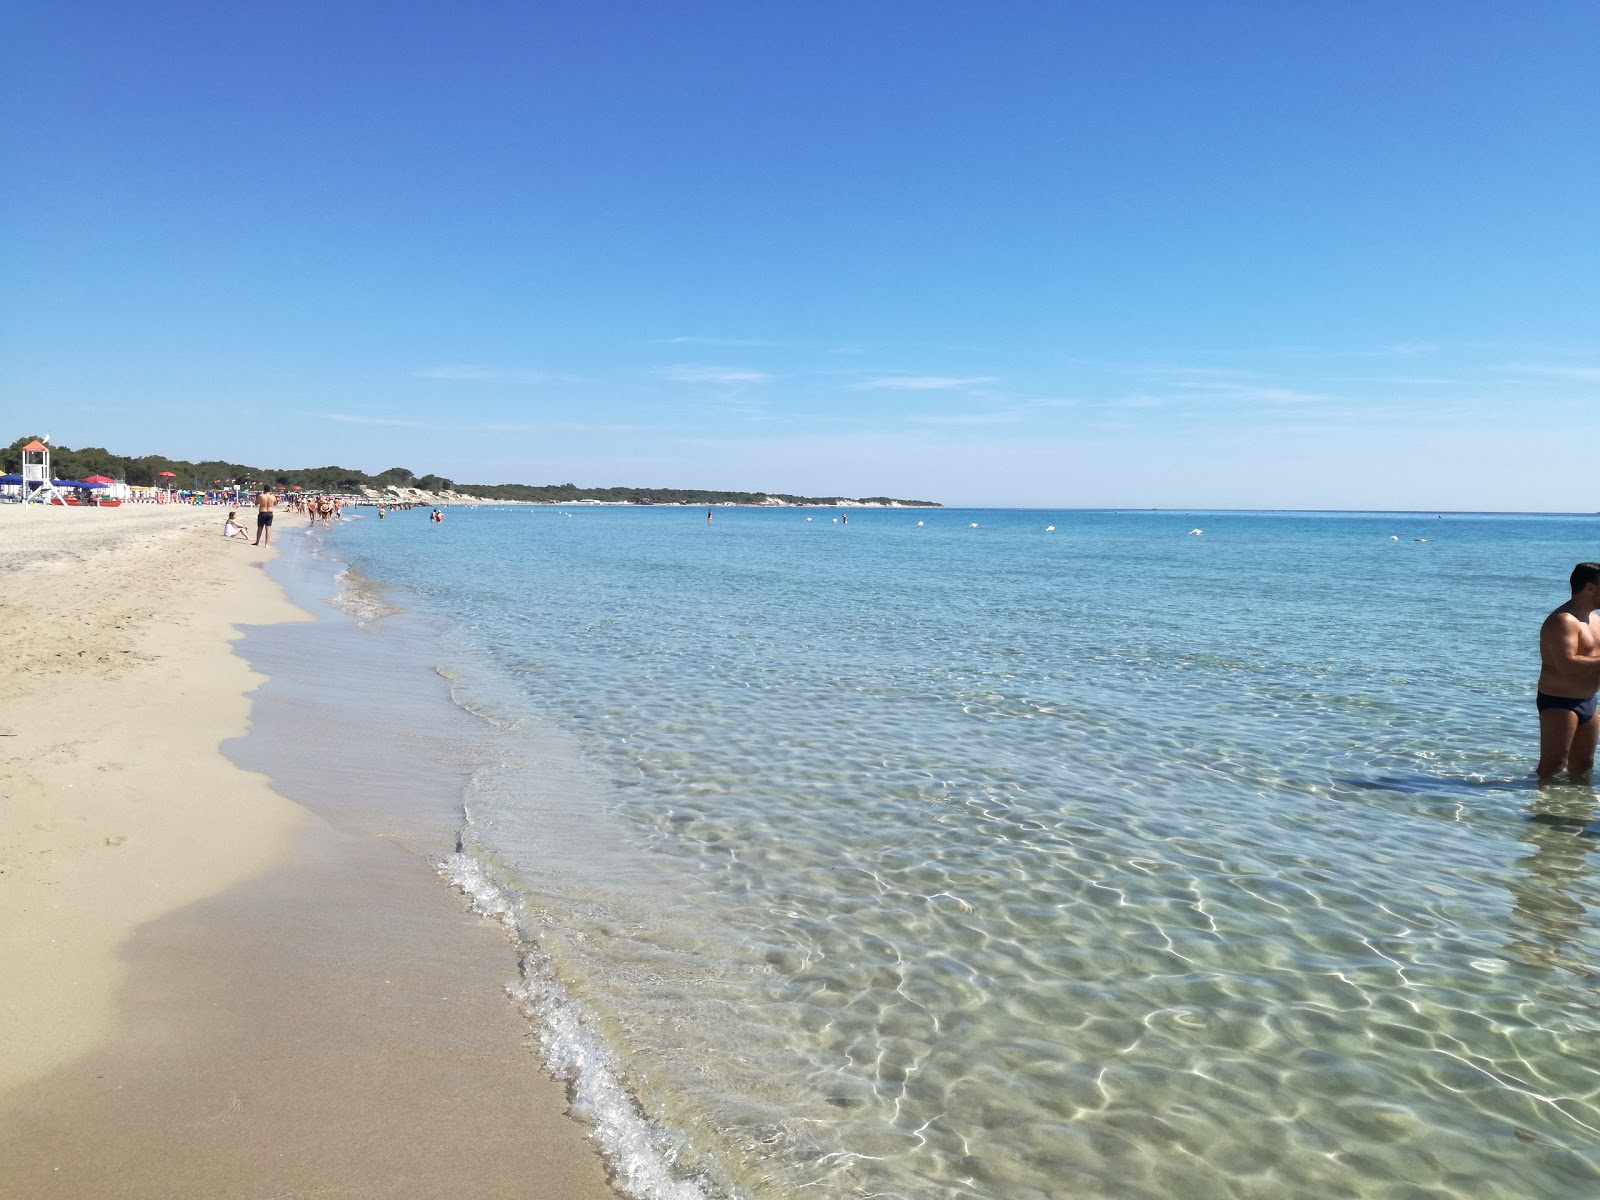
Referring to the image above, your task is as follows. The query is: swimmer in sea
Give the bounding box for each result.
[1536,562,1600,780]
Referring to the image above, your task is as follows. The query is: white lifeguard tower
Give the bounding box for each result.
[21,438,67,505]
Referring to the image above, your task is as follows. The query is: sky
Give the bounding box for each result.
[3,1,1597,508]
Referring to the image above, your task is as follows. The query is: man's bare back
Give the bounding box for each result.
[1536,563,1600,779]
[253,489,278,545]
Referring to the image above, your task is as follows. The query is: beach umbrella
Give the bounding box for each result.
[84,475,116,484]
[157,471,176,477]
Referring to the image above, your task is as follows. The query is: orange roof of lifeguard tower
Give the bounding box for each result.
[22,440,47,452]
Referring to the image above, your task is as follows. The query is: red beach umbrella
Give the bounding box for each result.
[157,471,176,478]
[84,475,115,484]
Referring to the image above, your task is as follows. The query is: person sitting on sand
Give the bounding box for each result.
[1536,562,1600,779]
[222,511,251,540]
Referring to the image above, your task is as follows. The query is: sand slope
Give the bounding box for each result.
[0,505,619,1198]
[0,504,308,1090]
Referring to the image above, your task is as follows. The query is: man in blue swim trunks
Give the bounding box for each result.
[1536,562,1600,779]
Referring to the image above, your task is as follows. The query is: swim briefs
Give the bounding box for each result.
[1536,691,1597,725]
[256,511,274,527]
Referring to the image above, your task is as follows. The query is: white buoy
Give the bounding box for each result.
[1390,535,1399,541]
[1188,528,1203,536]
[916,520,924,526]
[832,518,838,523]
[1045,525,1055,532]
[806,517,812,521]
[970,522,978,528]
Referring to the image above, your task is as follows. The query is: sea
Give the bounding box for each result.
[281,505,1600,1200]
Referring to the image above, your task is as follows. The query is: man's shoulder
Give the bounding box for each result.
[1544,606,1578,631]
[1542,605,1599,632]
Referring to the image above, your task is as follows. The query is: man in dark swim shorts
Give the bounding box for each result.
[253,487,278,546]
[1536,562,1600,779]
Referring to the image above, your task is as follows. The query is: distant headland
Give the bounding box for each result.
[1,436,942,508]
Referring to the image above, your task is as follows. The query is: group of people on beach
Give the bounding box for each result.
[223,488,441,546]
[303,495,339,524]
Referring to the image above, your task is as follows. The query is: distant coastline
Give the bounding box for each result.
[1,434,942,508]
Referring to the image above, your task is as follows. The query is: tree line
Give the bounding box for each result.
[2,436,941,507]
[2,436,449,494]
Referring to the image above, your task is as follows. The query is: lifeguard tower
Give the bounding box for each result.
[21,439,67,505]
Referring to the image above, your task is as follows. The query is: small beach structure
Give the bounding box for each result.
[20,439,69,506]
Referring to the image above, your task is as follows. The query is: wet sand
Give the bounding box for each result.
[0,504,617,1198]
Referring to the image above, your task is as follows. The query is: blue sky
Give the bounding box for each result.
[4,2,1597,507]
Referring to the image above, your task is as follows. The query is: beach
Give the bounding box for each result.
[0,505,617,1198]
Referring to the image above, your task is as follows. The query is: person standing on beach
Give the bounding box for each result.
[1536,562,1600,779]
[253,487,278,545]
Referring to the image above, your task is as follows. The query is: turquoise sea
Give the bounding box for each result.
[316,506,1600,1199]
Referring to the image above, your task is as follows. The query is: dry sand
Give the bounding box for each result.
[0,504,619,1198]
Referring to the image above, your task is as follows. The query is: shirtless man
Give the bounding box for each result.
[1536,562,1600,779]
[253,487,278,545]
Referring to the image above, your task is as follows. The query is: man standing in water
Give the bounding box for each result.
[253,486,278,546]
[1536,562,1600,779]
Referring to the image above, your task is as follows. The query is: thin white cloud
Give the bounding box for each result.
[1341,375,1462,386]
[322,413,539,433]
[659,364,773,384]
[919,412,1027,426]
[1507,364,1600,383]
[412,365,573,384]
[853,375,996,391]
[325,413,433,428]
[1176,381,1323,404]
[657,336,779,348]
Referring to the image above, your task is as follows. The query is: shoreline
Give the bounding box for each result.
[0,506,618,1198]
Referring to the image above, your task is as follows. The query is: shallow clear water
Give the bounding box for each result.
[331,506,1600,1199]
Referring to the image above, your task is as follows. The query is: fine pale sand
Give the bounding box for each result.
[0,505,618,1198]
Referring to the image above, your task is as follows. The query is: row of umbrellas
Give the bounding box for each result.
[5,471,323,491]
[0,474,108,488]
[2,471,180,489]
